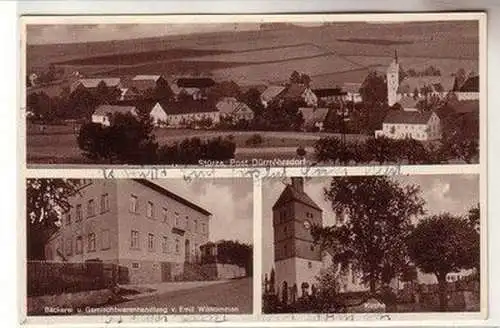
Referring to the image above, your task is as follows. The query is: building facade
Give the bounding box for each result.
[272,178,324,302]
[45,179,211,284]
[375,111,441,141]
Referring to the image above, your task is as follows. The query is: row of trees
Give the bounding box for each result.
[308,176,480,312]
[77,112,236,165]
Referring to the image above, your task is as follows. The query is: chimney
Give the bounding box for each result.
[291,177,304,192]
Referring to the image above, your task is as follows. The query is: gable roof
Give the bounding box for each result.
[383,110,434,125]
[458,75,479,92]
[93,104,137,116]
[133,179,212,216]
[260,85,286,103]
[133,75,162,81]
[216,97,253,114]
[283,84,308,99]
[272,184,322,211]
[299,107,330,127]
[76,78,121,89]
[398,76,455,94]
[312,88,346,98]
[176,78,215,88]
[110,99,163,114]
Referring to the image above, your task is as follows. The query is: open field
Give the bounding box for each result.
[27,21,479,87]
[26,124,368,164]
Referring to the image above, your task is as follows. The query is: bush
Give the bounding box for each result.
[245,134,264,146]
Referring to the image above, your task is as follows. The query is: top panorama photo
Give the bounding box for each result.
[24,18,481,167]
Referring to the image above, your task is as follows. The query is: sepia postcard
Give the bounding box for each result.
[21,13,486,169]
[18,12,487,326]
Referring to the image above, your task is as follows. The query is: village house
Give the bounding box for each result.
[312,87,347,105]
[454,75,479,101]
[341,82,363,103]
[375,110,441,141]
[70,78,121,93]
[260,84,318,108]
[120,75,170,100]
[91,104,138,126]
[298,107,330,132]
[170,77,216,101]
[397,75,454,100]
[216,97,254,121]
[260,85,286,108]
[44,179,219,284]
[161,99,220,128]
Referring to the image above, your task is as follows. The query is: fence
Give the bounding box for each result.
[27,260,129,297]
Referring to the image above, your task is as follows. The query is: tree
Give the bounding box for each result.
[365,136,397,164]
[238,88,264,117]
[311,176,425,295]
[359,71,387,106]
[26,179,79,260]
[154,78,174,100]
[313,137,342,164]
[407,213,479,311]
[310,266,342,312]
[440,111,479,164]
[397,138,428,164]
[77,112,158,164]
[296,145,306,158]
[214,240,253,276]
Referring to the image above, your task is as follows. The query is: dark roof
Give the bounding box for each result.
[383,110,434,124]
[397,96,419,109]
[133,179,212,216]
[459,76,479,92]
[272,184,322,211]
[176,78,216,88]
[164,99,218,115]
[313,88,347,98]
[93,105,136,116]
[126,79,158,92]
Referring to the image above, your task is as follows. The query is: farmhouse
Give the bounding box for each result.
[43,179,247,284]
[70,78,121,93]
[298,107,330,132]
[281,84,318,107]
[260,85,286,108]
[398,75,454,99]
[216,97,254,121]
[162,99,220,128]
[312,87,347,105]
[91,105,138,126]
[455,75,479,101]
[375,110,441,141]
[120,75,170,100]
[341,82,363,103]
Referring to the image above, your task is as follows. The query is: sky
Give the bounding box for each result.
[261,174,480,275]
[154,177,253,244]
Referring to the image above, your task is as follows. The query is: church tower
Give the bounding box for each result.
[386,50,399,107]
[272,177,323,303]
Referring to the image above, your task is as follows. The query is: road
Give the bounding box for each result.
[112,277,252,314]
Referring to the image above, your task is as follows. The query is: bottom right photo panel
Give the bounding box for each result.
[262,174,481,314]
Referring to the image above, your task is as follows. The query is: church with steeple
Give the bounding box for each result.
[270,177,368,304]
[386,50,400,107]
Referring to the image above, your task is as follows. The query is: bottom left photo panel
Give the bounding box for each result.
[24,178,254,316]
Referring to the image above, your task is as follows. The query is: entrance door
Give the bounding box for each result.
[185,239,190,263]
[161,262,172,282]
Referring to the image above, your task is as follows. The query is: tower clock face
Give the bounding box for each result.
[303,220,311,230]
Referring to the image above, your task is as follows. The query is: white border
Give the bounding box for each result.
[16,9,492,327]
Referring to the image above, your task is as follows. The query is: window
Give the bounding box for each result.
[284,226,287,235]
[147,201,154,219]
[87,199,96,217]
[162,236,168,253]
[132,263,140,269]
[194,219,198,233]
[131,230,139,249]
[88,233,96,252]
[76,204,82,222]
[162,207,168,223]
[175,238,180,253]
[175,212,180,227]
[75,236,83,254]
[148,233,155,251]
[129,195,138,213]
[100,193,109,213]
[185,216,189,231]
[308,261,312,269]
[65,238,72,256]
[202,223,207,234]
[306,212,313,219]
[101,229,110,250]
[284,244,288,256]
[65,211,71,226]
[310,245,314,251]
